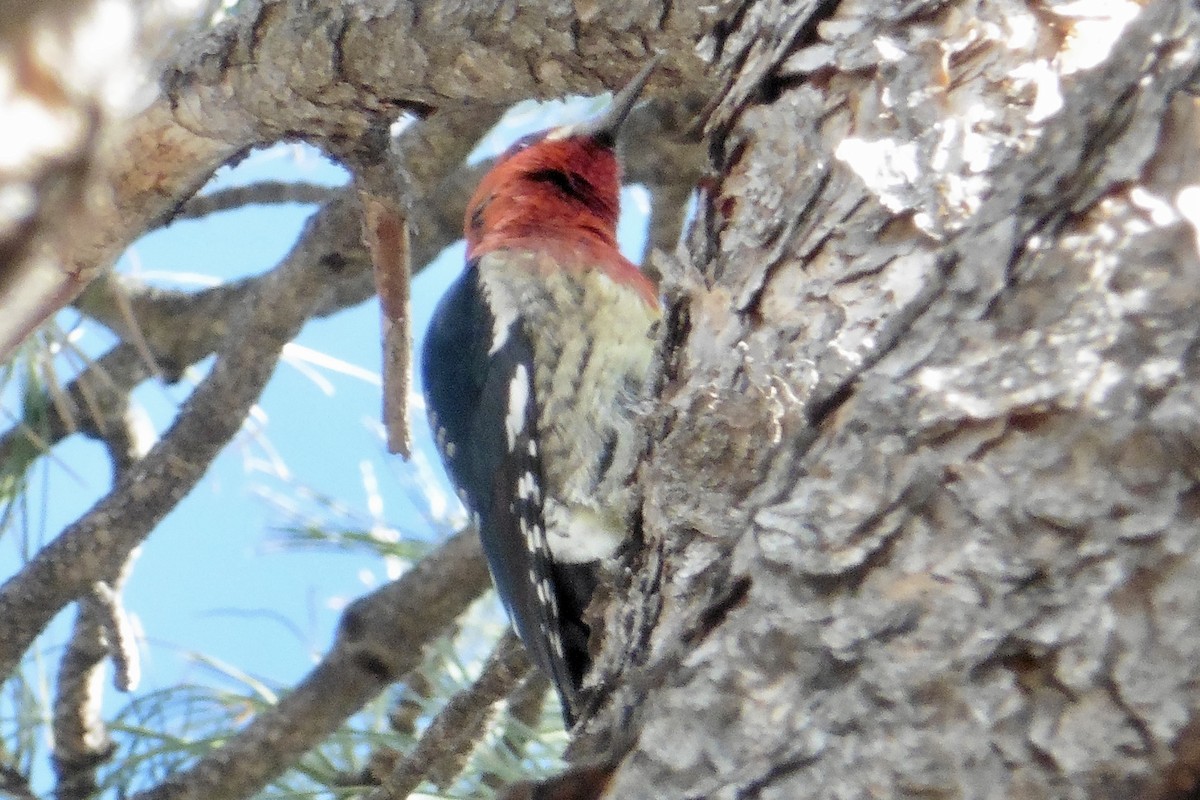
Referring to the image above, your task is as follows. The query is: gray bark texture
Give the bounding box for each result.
[573,1,1200,799]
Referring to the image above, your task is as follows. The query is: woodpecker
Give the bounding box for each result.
[422,60,661,724]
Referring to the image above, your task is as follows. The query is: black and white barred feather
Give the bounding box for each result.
[423,257,580,718]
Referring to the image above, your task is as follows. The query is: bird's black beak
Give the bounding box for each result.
[576,55,660,146]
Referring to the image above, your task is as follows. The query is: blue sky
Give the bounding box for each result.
[2,97,653,709]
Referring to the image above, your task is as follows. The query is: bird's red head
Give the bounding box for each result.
[464,59,659,307]
[464,130,622,261]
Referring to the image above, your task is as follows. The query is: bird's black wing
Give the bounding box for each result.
[421,259,580,721]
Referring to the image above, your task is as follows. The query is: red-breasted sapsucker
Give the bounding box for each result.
[422,60,660,724]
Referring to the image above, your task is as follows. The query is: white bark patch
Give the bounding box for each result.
[1053,0,1141,74]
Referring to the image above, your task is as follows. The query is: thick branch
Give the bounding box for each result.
[166,0,712,147]
[0,1,223,358]
[0,99,235,359]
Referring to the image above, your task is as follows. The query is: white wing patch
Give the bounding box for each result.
[517,470,540,502]
[478,252,532,357]
[506,365,530,449]
[489,317,514,355]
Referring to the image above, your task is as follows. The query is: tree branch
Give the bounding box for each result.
[0,194,366,680]
[172,181,338,221]
[483,672,553,792]
[129,527,491,800]
[350,105,506,458]
[371,631,532,800]
[0,763,37,800]
[52,587,120,800]
[165,0,712,147]
[0,343,151,476]
[52,400,145,800]
[0,0,222,358]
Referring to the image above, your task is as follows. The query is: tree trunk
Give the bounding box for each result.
[579,2,1200,799]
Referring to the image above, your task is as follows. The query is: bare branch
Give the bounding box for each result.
[371,632,533,800]
[89,581,141,694]
[128,527,491,800]
[5,346,147,800]
[0,194,366,680]
[52,404,144,800]
[52,588,120,800]
[51,576,143,800]
[0,763,37,800]
[360,190,413,457]
[172,181,338,221]
[483,672,552,792]
[0,344,150,476]
[0,345,146,470]
[508,672,552,730]
[389,665,436,740]
[0,94,236,359]
[166,1,712,147]
[0,0,220,357]
[350,104,506,458]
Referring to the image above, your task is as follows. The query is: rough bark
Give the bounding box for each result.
[0,0,221,355]
[576,2,1200,799]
